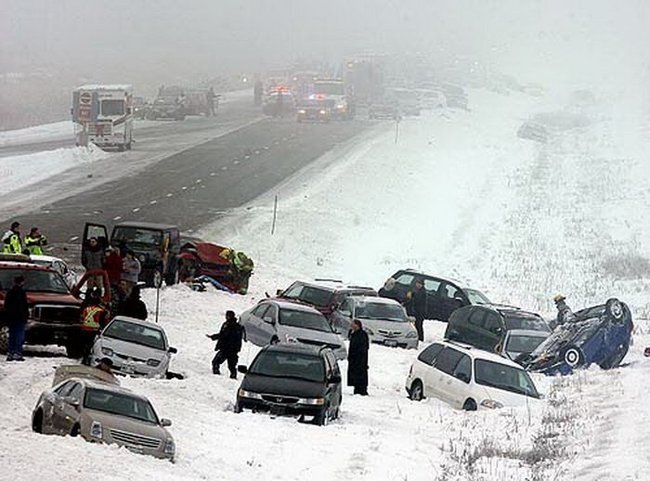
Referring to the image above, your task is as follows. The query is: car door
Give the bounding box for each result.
[244,304,270,346]
[431,347,464,404]
[331,298,354,335]
[43,381,73,433]
[324,351,342,410]
[422,277,442,320]
[387,272,416,303]
[438,282,468,321]
[51,381,80,434]
[449,354,472,409]
[81,223,109,266]
[57,382,84,435]
[259,304,279,343]
[481,312,504,353]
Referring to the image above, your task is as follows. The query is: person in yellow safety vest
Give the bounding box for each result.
[24,227,48,256]
[80,289,109,362]
[219,248,254,294]
[2,221,22,254]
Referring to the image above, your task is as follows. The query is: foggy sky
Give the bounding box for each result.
[2,0,649,89]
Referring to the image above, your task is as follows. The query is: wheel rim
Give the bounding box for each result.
[564,348,581,367]
[609,300,623,320]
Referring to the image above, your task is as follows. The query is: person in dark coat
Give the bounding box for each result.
[4,275,29,361]
[405,279,427,341]
[207,310,245,378]
[347,319,369,395]
[118,285,148,320]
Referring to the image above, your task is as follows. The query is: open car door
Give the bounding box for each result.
[81,222,109,265]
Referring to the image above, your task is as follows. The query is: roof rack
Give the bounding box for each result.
[313,278,343,283]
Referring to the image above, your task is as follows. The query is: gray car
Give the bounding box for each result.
[240,300,347,360]
[32,377,175,460]
[91,316,177,378]
[331,296,419,349]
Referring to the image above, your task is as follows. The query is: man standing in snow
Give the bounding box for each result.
[24,227,48,256]
[348,319,369,395]
[5,276,28,361]
[405,279,427,342]
[207,310,244,378]
[2,222,22,254]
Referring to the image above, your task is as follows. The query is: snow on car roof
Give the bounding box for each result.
[79,378,149,400]
[0,261,51,270]
[28,254,64,264]
[110,315,166,330]
[348,295,401,306]
[75,84,133,91]
[272,299,323,313]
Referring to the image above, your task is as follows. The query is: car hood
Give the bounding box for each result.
[98,336,167,362]
[0,291,81,306]
[280,325,343,345]
[241,373,325,398]
[356,318,414,334]
[83,409,171,440]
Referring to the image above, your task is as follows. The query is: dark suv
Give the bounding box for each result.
[82,222,181,287]
[0,260,83,357]
[378,269,490,321]
[444,304,550,356]
[235,343,342,425]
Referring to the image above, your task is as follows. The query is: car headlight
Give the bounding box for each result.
[147,359,161,367]
[298,397,325,405]
[336,104,346,109]
[480,399,504,409]
[238,389,263,400]
[101,347,113,356]
[284,334,298,343]
[164,439,175,455]
[319,110,326,115]
[298,109,306,114]
[406,331,418,339]
[90,421,103,439]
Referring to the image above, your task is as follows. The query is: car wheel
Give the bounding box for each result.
[234,402,243,414]
[463,398,477,411]
[562,345,585,368]
[409,380,424,401]
[70,424,80,437]
[0,325,9,354]
[270,336,279,345]
[32,409,43,433]
[605,298,624,322]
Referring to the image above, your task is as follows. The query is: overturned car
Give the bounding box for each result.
[519,298,633,375]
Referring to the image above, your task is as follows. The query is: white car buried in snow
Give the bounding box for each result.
[28,254,79,289]
[91,316,177,378]
[406,340,541,410]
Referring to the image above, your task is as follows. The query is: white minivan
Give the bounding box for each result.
[405,340,541,410]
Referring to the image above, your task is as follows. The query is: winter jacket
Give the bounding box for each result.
[347,329,369,388]
[121,257,141,283]
[24,235,47,255]
[209,319,244,355]
[103,252,123,285]
[118,296,148,320]
[4,284,29,325]
[406,288,427,319]
[82,245,104,270]
[2,230,22,254]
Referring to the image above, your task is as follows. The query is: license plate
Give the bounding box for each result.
[384,340,398,347]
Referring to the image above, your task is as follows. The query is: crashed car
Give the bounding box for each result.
[519,298,633,375]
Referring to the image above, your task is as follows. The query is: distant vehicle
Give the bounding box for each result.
[262,91,296,117]
[440,84,468,110]
[444,304,550,357]
[132,96,149,120]
[31,377,175,460]
[415,89,446,109]
[82,222,181,287]
[90,316,177,378]
[72,84,134,151]
[405,340,541,410]
[313,80,354,119]
[147,96,186,121]
[29,254,78,289]
[235,343,342,425]
[0,259,83,357]
[330,296,419,349]
[368,102,400,120]
[177,241,243,293]
[296,98,332,122]
[344,58,385,107]
[239,299,347,360]
[386,88,421,116]
[520,298,633,375]
[276,279,377,319]
[517,121,549,143]
[378,269,490,322]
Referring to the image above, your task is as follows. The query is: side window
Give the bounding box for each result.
[395,273,414,286]
[434,347,464,375]
[252,304,270,318]
[264,305,277,323]
[417,343,444,366]
[54,381,75,396]
[339,299,353,315]
[442,283,460,300]
[423,278,441,294]
[483,313,503,335]
[68,383,84,401]
[452,354,472,383]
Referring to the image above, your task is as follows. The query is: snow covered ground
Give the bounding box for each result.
[1,87,649,481]
[0,121,75,147]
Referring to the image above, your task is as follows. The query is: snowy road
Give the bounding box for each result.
[1,87,649,481]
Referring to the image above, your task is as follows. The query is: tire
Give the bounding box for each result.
[233,402,243,414]
[32,409,43,433]
[65,341,84,359]
[561,345,585,368]
[600,343,629,369]
[270,336,279,345]
[408,380,424,401]
[0,325,9,354]
[463,398,477,411]
[605,298,624,323]
[70,424,80,437]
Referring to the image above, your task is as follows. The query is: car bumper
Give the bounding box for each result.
[89,433,173,461]
[237,397,324,418]
[25,322,81,345]
[370,336,418,349]
[92,354,167,378]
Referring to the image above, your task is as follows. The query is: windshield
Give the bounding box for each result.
[314,82,344,95]
[464,288,491,305]
[250,350,325,382]
[84,388,159,424]
[103,319,166,350]
[279,308,333,333]
[281,283,333,308]
[504,315,550,332]
[0,268,69,294]
[506,334,547,354]
[474,359,539,398]
[112,227,162,249]
[101,99,125,116]
[355,302,406,322]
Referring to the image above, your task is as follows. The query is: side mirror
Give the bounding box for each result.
[407,316,416,323]
[168,347,178,354]
[237,365,248,374]
[63,397,80,409]
[160,418,172,427]
[329,375,342,384]
[263,316,275,324]
[275,289,284,296]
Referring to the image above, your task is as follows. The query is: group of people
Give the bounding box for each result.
[2,222,48,256]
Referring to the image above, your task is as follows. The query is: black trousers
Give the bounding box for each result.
[414,316,424,342]
[212,350,238,377]
[353,384,368,395]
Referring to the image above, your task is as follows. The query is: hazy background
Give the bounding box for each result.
[1,0,649,129]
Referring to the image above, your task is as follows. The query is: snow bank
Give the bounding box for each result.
[0,145,110,195]
[0,121,74,147]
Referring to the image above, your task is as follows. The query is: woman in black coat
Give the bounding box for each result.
[347,320,369,395]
